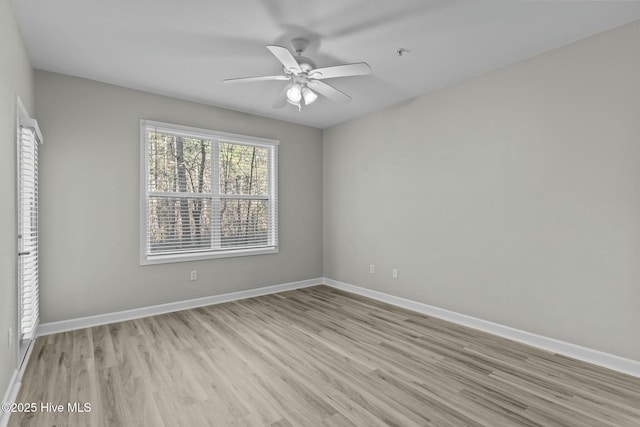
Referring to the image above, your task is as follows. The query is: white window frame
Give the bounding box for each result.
[140,120,279,265]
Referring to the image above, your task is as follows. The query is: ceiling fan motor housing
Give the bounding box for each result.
[285,56,316,75]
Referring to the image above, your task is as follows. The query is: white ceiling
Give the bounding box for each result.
[12,0,640,129]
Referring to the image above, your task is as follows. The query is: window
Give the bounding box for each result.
[140,120,278,264]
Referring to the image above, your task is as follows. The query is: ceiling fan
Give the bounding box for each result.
[224,38,371,110]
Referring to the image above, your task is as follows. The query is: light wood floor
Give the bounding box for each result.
[9,285,640,426]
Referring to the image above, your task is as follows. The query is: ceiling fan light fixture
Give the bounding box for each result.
[286,84,302,103]
[302,87,318,105]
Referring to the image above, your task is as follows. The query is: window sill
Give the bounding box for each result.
[140,246,278,265]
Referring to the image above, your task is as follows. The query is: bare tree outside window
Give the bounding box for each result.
[219,143,269,247]
[147,133,212,253]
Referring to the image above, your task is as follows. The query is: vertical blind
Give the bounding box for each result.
[18,126,39,341]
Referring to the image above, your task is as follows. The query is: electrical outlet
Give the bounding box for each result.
[369,264,375,274]
[190,270,198,281]
[392,268,398,279]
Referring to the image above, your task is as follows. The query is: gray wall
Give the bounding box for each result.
[35,71,323,323]
[323,21,640,361]
[0,0,34,400]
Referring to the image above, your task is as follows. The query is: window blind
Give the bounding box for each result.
[18,126,40,341]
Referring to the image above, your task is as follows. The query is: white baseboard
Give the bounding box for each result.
[0,339,35,427]
[322,278,640,378]
[0,370,19,427]
[38,278,322,336]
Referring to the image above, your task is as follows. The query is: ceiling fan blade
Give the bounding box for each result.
[309,62,371,80]
[307,81,351,104]
[273,85,289,109]
[267,45,302,74]
[224,75,290,84]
